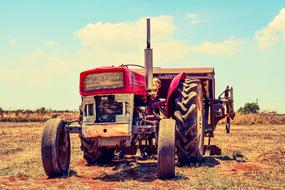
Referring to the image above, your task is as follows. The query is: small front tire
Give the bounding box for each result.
[41,119,71,178]
[157,119,175,179]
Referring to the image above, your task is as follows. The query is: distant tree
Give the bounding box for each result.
[36,107,46,114]
[15,109,23,116]
[24,109,33,114]
[238,102,260,114]
[0,107,4,116]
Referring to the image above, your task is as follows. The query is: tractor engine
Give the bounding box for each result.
[79,66,149,148]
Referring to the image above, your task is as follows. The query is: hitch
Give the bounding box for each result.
[214,86,235,133]
[223,86,234,133]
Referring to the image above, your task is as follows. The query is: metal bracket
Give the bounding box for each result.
[68,125,82,133]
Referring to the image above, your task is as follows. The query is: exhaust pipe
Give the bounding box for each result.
[145,18,153,92]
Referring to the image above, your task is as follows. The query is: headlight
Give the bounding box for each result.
[84,72,124,91]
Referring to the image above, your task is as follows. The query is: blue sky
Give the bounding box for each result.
[0,1,285,113]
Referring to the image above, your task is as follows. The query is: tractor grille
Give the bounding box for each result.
[95,95,123,123]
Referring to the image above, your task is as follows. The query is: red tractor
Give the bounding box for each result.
[41,19,235,179]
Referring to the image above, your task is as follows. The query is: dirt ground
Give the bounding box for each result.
[0,122,284,190]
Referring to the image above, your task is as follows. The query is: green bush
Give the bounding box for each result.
[237,102,260,114]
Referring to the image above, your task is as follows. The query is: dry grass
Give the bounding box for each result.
[0,122,285,189]
[220,112,285,125]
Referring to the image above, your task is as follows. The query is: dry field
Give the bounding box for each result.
[0,122,284,190]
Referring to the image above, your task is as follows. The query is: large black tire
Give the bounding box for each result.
[174,78,205,165]
[41,119,71,178]
[80,137,115,165]
[157,119,175,179]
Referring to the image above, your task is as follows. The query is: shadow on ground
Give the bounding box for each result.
[93,162,159,182]
[201,155,234,167]
[92,154,234,182]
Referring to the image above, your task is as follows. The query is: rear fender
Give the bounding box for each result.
[165,72,186,117]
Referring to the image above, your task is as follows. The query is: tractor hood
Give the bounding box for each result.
[79,66,146,97]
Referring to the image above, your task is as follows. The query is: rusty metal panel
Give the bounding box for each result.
[82,124,130,138]
[98,137,131,147]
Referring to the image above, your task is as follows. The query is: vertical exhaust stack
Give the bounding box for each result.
[145,18,153,92]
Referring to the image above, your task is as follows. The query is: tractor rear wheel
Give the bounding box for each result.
[80,137,115,165]
[41,119,71,178]
[174,78,205,165]
[157,119,175,179]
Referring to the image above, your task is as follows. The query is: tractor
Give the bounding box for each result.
[41,19,235,179]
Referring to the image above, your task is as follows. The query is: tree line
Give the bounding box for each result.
[0,107,74,115]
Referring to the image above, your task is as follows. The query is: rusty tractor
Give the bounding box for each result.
[41,19,235,179]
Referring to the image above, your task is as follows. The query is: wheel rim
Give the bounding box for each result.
[57,125,70,171]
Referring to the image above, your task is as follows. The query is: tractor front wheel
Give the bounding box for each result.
[80,137,115,165]
[157,119,175,179]
[41,119,71,178]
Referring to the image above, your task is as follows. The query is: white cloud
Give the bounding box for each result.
[75,15,241,65]
[185,13,206,25]
[75,16,189,66]
[32,49,45,57]
[191,39,241,55]
[255,8,285,49]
